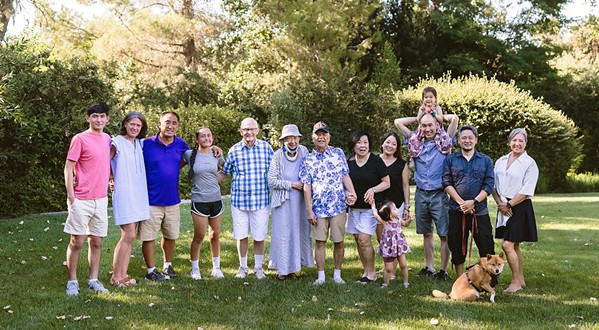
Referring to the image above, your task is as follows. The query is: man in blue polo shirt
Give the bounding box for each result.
[442,125,495,277]
[395,112,459,281]
[221,117,274,279]
[140,111,190,281]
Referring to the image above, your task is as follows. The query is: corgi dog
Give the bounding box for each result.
[432,253,505,303]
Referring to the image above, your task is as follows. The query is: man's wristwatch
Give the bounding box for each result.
[473,198,480,206]
[506,201,512,209]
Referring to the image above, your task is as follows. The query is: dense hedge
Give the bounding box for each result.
[393,75,582,192]
[0,40,115,218]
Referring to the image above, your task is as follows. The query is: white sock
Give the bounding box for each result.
[333,269,342,279]
[318,271,325,281]
[212,256,221,269]
[163,262,172,269]
[240,256,248,269]
[254,254,264,269]
[147,267,155,274]
[88,278,98,283]
[190,260,199,271]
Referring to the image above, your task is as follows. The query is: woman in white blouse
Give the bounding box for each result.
[492,128,539,293]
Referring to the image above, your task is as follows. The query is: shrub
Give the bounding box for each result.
[393,74,582,192]
[0,39,114,218]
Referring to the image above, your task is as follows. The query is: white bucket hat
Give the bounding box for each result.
[280,124,302,140]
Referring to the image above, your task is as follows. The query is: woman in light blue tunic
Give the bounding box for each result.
[268,124,314,280]
[110,111,150,287]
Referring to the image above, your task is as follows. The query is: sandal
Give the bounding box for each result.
[110,276,137,287]
[276,274,288,281]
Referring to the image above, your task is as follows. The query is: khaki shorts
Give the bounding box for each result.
[63,197,109,237]
[138,204,181,241]
[310,212,347,243]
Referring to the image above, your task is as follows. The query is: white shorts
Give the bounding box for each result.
[346,208,377,236]
[231,205,270,241]
[63,197,109,237]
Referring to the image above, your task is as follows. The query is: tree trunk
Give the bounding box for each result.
[181,0,197,72]
[1,0,15,41]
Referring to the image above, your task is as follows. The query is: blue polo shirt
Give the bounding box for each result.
[143,134,190,206]
[442,150,494,215]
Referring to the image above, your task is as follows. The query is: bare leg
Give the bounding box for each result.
[439,235,450,272]
[357,233,376,280]
[383,259,394,285]
[162,237,176,264]
[88,235,103,280]
[66,235,86,281]
[142,240,155,269]
[208,216,222,258]
[423,232,435,270]
[333,241,344,270]
[398,255,409,284]
[315,240,326,271]
[237,237,249,260]
[455,263,464,277]
[190,213,208,261]
[515,243,525,287]
[502,240,523,292]
[353,234,365,277]
[112,223,136,281]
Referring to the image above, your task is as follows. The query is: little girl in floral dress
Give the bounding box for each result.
[371,200,412,288]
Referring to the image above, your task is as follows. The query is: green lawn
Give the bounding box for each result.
[1,192,598,329]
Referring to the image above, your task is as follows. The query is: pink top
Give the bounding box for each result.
[67,130,111,200]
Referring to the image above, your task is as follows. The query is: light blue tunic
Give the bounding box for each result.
[110,135,149,225]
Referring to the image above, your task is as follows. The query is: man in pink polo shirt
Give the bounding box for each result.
[63,102,112,296]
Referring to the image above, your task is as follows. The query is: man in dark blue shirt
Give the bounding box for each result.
[442,125,495,277]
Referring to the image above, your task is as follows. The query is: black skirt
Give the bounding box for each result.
[495,199,538,242]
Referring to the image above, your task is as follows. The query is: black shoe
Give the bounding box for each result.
[162,265,177,278]
[356,276,374,284]
[145,269,168,282]
[435,269,448,282]
[417,267,436,277]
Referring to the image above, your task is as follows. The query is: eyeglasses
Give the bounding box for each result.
[241,127,258,132]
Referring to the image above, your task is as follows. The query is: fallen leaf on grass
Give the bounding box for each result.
[63,261,67,266]
[213,295,219,300]
[148,303,155,307]
[19,221,24,225]
[44,227,50,232]
[590,297,597,303]
[105,316,113,320]
[56,315,66,320]
[73,315,90,321]
[85,299,91,304]
[53,246,58,250]
[568,324,576,328]
[29,238,34,241]
[7,310,13,314]
[3,306,10,310]
[359,311,365,315]
[578,316,584,320]
[41,256,48,260]
[327,308,334,311]
[430,318,439,325]
[237,296,242,303]
[171,286,175,290]
[20,260,26,265]
[311,296,318,302]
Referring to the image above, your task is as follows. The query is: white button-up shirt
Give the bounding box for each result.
[494,151,539,199]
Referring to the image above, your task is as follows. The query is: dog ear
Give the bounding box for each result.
[486,254,492,260]
[498,252,504,258]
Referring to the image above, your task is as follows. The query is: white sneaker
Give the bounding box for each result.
[88,280,109,293]
[313,278,325,285]
[211,268,224,279]
[235,267,249,279]
[333,277,346,284]
[381,283,389,289]
[403,282,410,288]
[254,268,266,279]
[190,269,202,280]
[66,281,79,296]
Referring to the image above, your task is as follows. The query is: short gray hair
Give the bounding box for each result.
[508,128,528,143]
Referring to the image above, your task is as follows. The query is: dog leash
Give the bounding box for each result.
[462,213,478,267]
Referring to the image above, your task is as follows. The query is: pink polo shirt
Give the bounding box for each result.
[67,130,111,200]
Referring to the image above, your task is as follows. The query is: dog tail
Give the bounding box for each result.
[432,290,449,299]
